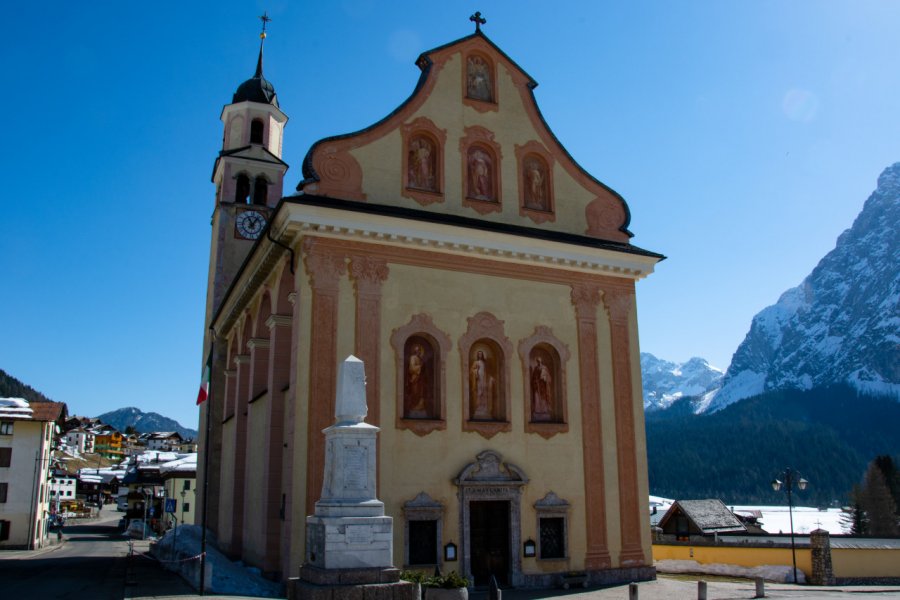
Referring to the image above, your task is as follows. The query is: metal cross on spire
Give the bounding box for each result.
[470,11,486,32]
[259,11,271,39]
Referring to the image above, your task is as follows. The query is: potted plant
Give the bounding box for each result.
[399,570,427,600]
[423,570,469,600]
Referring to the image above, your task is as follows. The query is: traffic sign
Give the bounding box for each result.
[165,498,177,514]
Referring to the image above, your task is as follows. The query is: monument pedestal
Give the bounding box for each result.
[306,514,393,570]
[290,356,415,600]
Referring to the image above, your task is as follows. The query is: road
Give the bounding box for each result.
[0,506,129,600]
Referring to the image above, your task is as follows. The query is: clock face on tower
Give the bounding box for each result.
[235,209,267,240]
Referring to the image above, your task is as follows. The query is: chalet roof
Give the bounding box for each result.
[659,499,747,534]
[30,401,66,423]
[0,398,66,422]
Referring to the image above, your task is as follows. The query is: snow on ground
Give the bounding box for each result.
[656,559,805,584]
[730,505,847,535]
[152,525,283,597]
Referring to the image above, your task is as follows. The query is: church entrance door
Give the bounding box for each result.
[469,500,510,586]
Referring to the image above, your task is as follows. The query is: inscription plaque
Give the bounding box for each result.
[342,445,367,492]
[345,524,374,544]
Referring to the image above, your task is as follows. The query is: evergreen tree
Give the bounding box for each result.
[860,460,900,536]
[842,484,868,535]
[873,455,900,517]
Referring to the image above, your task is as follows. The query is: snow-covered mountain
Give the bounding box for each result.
[97,406,198,440]
[698,163,900,413]
[640,352,724,411]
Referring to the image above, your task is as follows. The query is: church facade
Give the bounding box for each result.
[198,22,663,588]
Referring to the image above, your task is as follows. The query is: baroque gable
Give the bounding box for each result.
[298,31,633,245]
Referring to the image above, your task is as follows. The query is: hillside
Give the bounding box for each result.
[646,384,900,505]
[0,368,54,403]
[97,407,198,440]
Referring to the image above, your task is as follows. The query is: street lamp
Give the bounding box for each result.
[771,468,809,584]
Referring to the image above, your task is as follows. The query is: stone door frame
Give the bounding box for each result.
[454,450,528,587]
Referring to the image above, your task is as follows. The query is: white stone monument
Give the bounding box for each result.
[305,355,393,569]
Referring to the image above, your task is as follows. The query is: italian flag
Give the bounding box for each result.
[196,353,211,405]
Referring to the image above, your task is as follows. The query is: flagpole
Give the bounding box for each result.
[199,332,213,595]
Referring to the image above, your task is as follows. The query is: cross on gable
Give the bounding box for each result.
[259,12,271,37]
[470,11,486,32]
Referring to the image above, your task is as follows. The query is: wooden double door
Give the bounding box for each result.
[469,500,510,586]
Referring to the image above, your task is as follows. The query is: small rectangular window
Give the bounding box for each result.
[0,448,11,467]
[0,520,9,541]
[408,520,438,565]
[183,503,190,512]
[539,517,565,559]
[0,422,12,435]
[183,480,191,491]
[0,482,8,503]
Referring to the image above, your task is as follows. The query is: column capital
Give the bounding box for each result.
[570,282,600,319]
[233,354,250,366]
[602,288,634,324]
[348,255,389,296]
[247,338,271,351]
[265,314,292,330]
[302,238,346,293]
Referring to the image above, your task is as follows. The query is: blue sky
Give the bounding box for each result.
[2,1,898,430]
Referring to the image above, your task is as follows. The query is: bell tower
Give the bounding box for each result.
[206,13,289,324]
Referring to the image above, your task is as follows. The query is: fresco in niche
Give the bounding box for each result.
[469,340,502,420]
[530,345,558,422]
[467,147,495,201]
[466,55,493,102]
[523,155,550,211]
[407,135,437,192]
[404,336,437,419]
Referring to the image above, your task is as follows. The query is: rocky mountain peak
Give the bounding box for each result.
[700,162,900,413]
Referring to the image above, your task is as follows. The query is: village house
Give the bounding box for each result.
[0,398,67,549]
[160,453,197,529]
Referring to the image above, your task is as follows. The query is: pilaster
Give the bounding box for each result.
[570,283,611,569]
[302,238,347,518]
[602,287,645,566]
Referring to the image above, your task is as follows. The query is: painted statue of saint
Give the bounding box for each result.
[468,148,494,201]
[407,136,436,191]
[524,158,549,210]
[405,342,429,418]
[469,349,495,419]
[531,356,553,421]
[466,55,493,102]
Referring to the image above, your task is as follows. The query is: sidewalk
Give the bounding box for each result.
[124,538,197,599]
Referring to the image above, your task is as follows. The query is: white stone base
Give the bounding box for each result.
[306,514,393,570]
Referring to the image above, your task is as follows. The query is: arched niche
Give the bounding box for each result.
[390,314,452,436]
[518,326,570,439]
[458,312,512,439]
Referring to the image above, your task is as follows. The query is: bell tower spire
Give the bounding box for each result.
[255,12,270,78]
[205,15,290,321]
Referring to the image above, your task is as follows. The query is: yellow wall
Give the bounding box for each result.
[217,419,236,547]
[653,544,812,578]
[654,543,900,580]
[832,548,900,578]
[377,263,592,573]
[242,393,269,564]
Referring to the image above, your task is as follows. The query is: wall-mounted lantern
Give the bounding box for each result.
[523,539,536,558]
